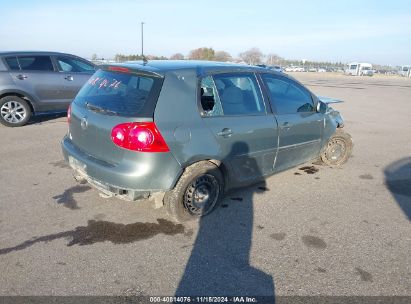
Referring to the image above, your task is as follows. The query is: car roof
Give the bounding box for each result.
[0,51,85,57]
[104,60,285,77]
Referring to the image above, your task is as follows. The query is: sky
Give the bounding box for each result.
[0,0,410,65]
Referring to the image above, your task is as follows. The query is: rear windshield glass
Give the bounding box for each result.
[74,69,160,116]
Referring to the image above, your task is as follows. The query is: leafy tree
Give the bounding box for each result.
[239,48,263,65]
[188,47,215,60]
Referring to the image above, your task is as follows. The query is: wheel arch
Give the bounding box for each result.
[164,158,227,222]
[172,158,229,191]
[0,90,37,114]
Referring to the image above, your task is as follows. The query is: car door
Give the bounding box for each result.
[200,73,279,187]
[261,74,323,173]
[53,55,96,105]
[6,55,64,111]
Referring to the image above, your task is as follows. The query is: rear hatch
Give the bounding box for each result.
[69,66,164,164]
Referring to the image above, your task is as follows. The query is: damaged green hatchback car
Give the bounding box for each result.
[61,61,352,222]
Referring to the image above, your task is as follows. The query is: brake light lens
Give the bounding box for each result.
[67,104,71,124]
[108,66,130,73]
[111,122,169,152]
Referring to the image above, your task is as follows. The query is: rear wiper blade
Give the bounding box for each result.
[86,102,118,116]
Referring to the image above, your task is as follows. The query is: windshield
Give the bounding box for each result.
[74,69,161,116]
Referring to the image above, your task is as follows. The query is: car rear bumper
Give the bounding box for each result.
[61,135,182,197]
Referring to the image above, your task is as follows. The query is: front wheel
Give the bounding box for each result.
[320,129,353,166]
[0,96,32,127]
[164,161,224,222]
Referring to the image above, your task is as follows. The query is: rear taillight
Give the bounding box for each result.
[67,104,71,124]
[111,122,169,152]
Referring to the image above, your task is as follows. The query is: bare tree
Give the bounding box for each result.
[239,48,263,65]
[170,53,184,60]
[214,51,232,62]
[266,53,283,65]
[147,55,168,60]
[91,53,98,61]
[188,47,215,60]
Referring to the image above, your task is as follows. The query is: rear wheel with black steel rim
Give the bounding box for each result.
[0,96,31,127]
[165,161,223,222]
[320,129,353,166]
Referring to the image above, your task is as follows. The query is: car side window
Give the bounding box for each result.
[212,73,266,116]
[5,57,20,70]
[57,56,95,73]
[199,76,224,117]
[17,56,54,71]
[262,74,314,114]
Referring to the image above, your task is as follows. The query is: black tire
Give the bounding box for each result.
[164,161,224,222]
[320,129,353,166]
[0,96,32,127]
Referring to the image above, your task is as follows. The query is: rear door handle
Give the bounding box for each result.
[281,122,292,131]
[217,128,233,138]
[64,76,74,81]
[16,74,27,80]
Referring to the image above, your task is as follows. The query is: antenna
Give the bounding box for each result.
[141,22,148,65]
[141,22,145,57]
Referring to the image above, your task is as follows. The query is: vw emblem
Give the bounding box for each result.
[80,116,88,130]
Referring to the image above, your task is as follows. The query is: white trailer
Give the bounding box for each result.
[345,62,373,76]
[398,66,411,78]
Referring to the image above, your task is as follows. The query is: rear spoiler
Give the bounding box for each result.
[100,64,164,78]
[318,96,343,104]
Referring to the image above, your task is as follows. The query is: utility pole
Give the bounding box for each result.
[141,22,145,57]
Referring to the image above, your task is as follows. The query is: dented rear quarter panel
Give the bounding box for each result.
[154,69,221,170]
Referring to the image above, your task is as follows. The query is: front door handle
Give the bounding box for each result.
[16,74,27,80]
[217,128,233,138]
[64,76,74,81]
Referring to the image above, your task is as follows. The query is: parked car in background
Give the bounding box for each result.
[62,60,352,222]
[284,66,305,72]
[293,67,305,72]
[0,51,96,127]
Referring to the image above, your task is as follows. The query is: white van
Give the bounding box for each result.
[398,66,411,78]
[345,62,373,76]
